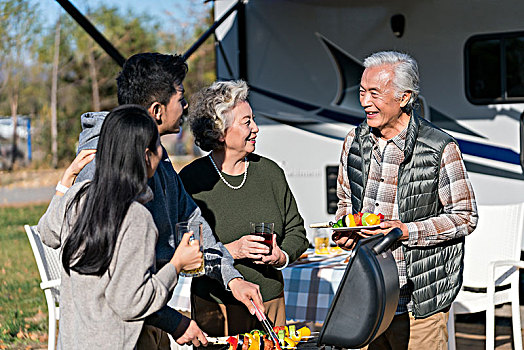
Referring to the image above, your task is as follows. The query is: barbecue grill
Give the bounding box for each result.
[318,228,403,349]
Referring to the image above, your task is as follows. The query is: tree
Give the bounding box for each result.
[51,18,60,168]
[159,1,216,95]
[0,0,41,170]
[35,5,163,166]
[0,1,217,169]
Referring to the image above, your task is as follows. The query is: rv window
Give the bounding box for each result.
[507,37,524,98]
[465,31,524,104]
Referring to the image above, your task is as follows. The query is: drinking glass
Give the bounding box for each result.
[314,228,330,254]
[175,221,205,277]
[250,222,275,255]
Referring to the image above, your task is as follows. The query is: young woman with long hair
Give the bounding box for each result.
[38,105,202,349]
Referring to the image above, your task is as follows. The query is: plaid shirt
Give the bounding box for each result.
[336,126,478,314]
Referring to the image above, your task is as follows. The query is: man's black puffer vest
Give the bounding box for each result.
[347,114,464,318]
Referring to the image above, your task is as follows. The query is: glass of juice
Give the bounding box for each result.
[250,222,275,255]
[175,221,205,277]
[314,229,330,255]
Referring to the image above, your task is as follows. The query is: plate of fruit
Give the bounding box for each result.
[331,212,384,232]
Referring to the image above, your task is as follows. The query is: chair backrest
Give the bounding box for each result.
[24,225,61,301]
[461,202,524,289]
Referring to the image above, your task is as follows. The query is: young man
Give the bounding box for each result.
[75,53,264,349]
[333,51,478,349]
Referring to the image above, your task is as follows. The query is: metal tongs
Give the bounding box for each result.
[250,300,282,350]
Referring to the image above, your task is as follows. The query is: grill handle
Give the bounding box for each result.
[372,228,403,255]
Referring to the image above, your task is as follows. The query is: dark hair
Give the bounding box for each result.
[116,52,188,108]
[61,105,159,276]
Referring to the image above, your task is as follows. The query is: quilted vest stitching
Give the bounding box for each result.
[347,115,464,318]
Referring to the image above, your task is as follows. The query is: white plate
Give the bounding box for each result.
[331,225,380,231]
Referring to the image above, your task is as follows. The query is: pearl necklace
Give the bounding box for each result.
[208,153,248,190]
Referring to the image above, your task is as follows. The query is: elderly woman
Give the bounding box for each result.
[179,80,308,337]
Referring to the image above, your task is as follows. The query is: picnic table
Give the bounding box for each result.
[167,248,349,324]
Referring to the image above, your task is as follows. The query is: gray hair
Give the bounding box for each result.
[188,80,249,151]
[363,51,419,113]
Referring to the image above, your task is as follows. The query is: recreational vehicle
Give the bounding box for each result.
[55,0,524,242]
[213,0,524,241]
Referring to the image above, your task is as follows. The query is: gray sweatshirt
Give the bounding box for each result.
[75,112,243,334]
[38,182,179,349]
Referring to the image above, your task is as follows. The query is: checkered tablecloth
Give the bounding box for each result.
[167,249,350,324]
[283,249,349,324]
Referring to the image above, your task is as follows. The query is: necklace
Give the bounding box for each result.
[208,153,248,190]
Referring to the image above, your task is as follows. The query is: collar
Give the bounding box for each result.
[370,126,408,152]
[136,185,154,204]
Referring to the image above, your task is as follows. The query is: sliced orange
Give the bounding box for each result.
[364,213,380,226]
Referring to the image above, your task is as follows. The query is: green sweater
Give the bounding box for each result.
[179,154,308,303]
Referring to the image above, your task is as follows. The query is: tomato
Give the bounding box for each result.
[353,212,363,226]
[273,326,285,333]
[227,336,238,349]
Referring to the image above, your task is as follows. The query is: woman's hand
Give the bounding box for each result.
[256,236,286,266]
[225,235,269,260]
[57,149,96,195]
[170,232,203,274]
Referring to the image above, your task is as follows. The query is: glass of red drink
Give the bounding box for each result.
[250,222,275,255]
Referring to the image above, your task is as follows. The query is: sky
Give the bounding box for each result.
[39,0,211,34]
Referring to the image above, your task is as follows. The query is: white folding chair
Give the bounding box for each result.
[25,225,61,350]
[447,202,524,350]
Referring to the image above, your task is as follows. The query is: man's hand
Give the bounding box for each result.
[175,320,208,347]
[332,230,361,250]
[361,220,409,240]
[228,278,265,315]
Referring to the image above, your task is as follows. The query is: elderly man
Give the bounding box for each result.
[333,51,478,349]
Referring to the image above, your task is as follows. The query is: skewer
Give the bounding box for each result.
[250,300,282,350]
[309,221,333,228]
[207,336,229,344]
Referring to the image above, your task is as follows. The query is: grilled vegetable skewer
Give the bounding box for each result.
[225,326,311,350]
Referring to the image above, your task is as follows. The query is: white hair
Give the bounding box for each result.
[188,80,249,151]
[212,80,249,130]
[363,51,419,113]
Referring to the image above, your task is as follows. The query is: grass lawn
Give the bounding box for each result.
[0,204,50,349]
